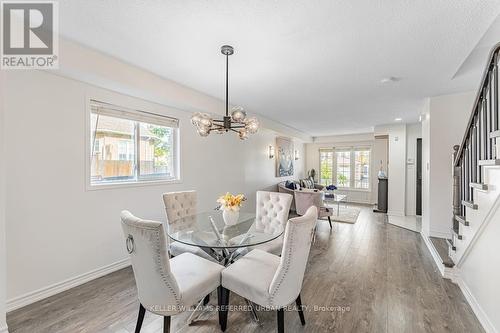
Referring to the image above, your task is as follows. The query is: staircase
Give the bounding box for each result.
[449,43,500,265]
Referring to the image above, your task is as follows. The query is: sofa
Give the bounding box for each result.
[278,179,325,212]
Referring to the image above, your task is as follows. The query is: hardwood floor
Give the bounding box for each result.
[6,206,484,333]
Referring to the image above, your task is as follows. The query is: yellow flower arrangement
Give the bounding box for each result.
[217,192,246,211]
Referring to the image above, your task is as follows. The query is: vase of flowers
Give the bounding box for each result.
[217,192,246,225]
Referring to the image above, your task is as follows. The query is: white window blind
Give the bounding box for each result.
[90,100,179,128]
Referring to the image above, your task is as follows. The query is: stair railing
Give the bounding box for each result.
[451,43,500,252]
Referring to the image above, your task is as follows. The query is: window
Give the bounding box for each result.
[318,147,371,190]
[89,100,179,186]
[319,149,333,186]
[336,150,351,188]
[354,150,370,189]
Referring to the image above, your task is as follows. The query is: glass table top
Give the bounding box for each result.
[324,193,347,203]
[166,210,283,249]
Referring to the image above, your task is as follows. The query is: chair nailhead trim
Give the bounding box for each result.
[269,224,296,307]
[153,229,181,305]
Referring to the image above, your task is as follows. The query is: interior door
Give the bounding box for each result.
[416,138,422,216]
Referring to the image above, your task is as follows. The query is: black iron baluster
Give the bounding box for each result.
[471,121,479,183]
[469,140,473,201]
[465,147,470,202]
[479,105,483,180]
[493,55,498,132]
[488,73,494,159]
[461,157,466,217]
[472,124,477,184]
[482,97,488,161]
[487,84,493,159]
[477,113,482,182]
[494,53,499,158]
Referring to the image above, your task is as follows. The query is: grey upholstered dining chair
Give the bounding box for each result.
[247,191,293,255]
[120,211,224,333]
[162,190,215,261]
[219,206,318,333]
[294,190,333,229]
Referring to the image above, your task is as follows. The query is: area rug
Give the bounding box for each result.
[326,206,361,224]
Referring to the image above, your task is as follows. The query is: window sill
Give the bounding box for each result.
[86,178,182,191]
[335,188,371,193]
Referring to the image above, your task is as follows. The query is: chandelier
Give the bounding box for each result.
[191,45,259,140]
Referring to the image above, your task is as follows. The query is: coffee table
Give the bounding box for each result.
[323,193,347,216]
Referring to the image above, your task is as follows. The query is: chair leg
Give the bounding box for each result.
[217,286,222,326]
[163,316,171,333]
[203,294,210,306]
[296,294,306,325]
[328,216,332,229]
[219,287,230,332]
[134,304,146,333]
[277,308,285,333]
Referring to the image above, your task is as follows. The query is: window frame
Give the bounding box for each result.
[318,146,372,191]
[353,148,371,190]
[86,99,182,191]
[319,148,334,186]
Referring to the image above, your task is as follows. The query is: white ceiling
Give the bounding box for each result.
[59,1,500,136]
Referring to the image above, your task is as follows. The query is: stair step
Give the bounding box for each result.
[490,130,500,138]
[447,238,456,251]
[462,200,478,210]
[429,237,455,268]
[452,227,463,240]
[479,159,500,166]
[470,182,489,190]
[455,215,470,226]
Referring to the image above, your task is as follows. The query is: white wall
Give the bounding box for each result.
[0,72,8,332]
[372,136,388,204]
[305,133,375,204]
[4,59,306,304]
[427,91,474,237]
[459,182,500,333]
[421,100,431,236]
[405,123,422,216]
[374,124,407,216]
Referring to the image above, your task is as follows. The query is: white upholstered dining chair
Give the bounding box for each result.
[248,191,293,255]
[120,211,224,333]
[162,191,215,262]
[294,190,333,229]
[219,206,318,333]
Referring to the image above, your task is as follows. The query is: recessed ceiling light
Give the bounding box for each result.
[380,77,401,84]
[394,118,402,122]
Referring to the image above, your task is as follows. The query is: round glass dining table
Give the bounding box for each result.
[166,210,283,265]
[167,210,282,324]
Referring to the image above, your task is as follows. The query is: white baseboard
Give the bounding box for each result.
[421,233,496,333]
[387,210,405,217]
[455,274,498,333]
[6,257,130,312]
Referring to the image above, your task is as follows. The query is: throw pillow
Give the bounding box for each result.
[285,181,296,190]
[301,179,314,189]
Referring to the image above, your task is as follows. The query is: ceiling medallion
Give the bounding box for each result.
[191,45,259,140]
